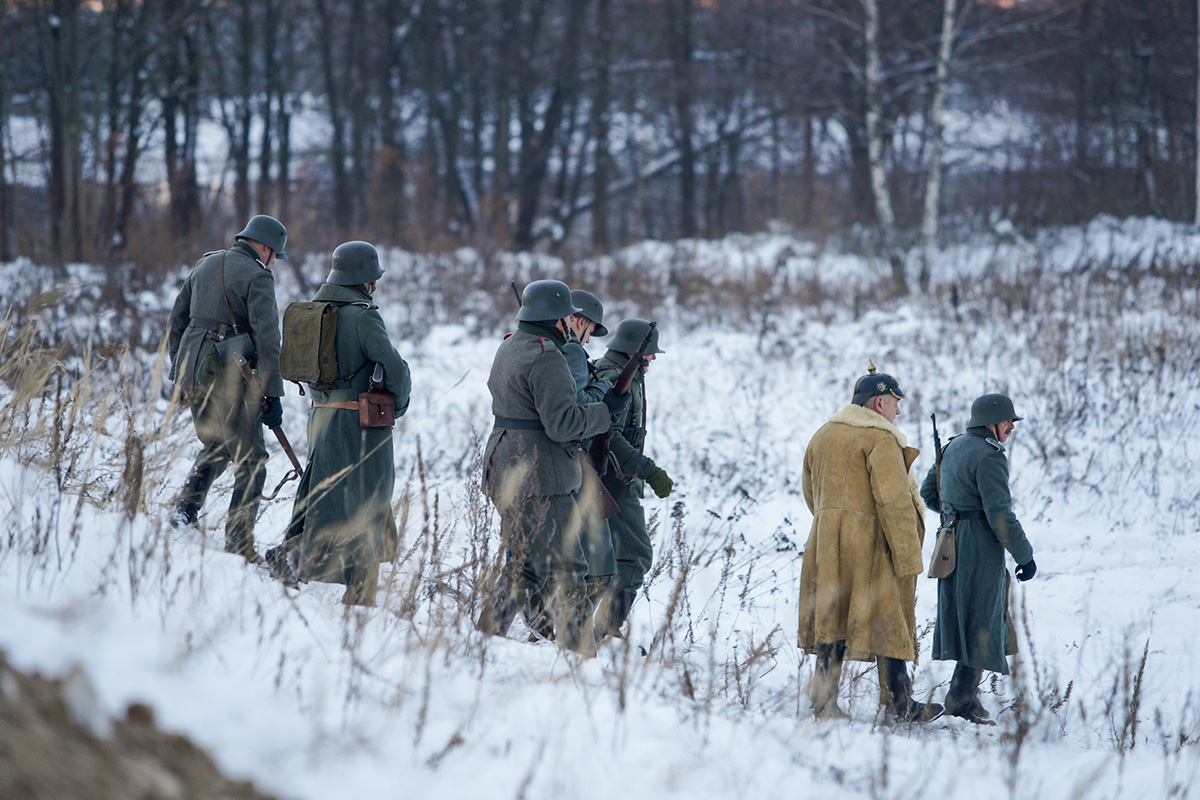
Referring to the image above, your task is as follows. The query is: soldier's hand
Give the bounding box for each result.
[646,465,674,498]
[1015,558,1036,582]
[602,388,630,418]
[260,396,284,429]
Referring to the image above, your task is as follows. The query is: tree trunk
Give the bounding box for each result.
[0,0,9,261]
[591,0,613,251]
[919,0,957,292]
[45,0,84,264]
[512,0,588,250]
[315,0,352,233]
[862,0,906,294]
[233,0,254,223]
[161,5,203,242]
[257,0,277,215]
[277,12,296,229]
[667,0,697,238]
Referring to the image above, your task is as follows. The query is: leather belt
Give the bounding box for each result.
[313,401,358,410]
[494,416,544,431]
[952,509,987,521]
[190,317,229,333]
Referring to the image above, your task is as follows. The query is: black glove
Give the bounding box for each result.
[602,388,631,418]
[1014,558,1036,582]
[260,396,283,429]
[646,465,674,498]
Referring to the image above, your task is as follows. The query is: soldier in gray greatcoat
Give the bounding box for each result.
[167,215,289,563]
[920,393,1037,724]
[593,319,675,637]
[478,280,627,654]
[562,290,617,617]
[279,242,412,607]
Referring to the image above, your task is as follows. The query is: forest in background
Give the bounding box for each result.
[1,0,1197,292]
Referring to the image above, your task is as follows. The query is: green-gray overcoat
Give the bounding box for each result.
[593,351,656,593]
[562,337,615,579]
[168,241,284,399]
[287,283,412,587]
[482,323,612,606]
[920,427,1034,674]
[483,326,611,503]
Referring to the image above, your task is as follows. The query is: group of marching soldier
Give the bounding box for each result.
[167,215,1036,724]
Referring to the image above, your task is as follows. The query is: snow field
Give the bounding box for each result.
[2,216,1200,798]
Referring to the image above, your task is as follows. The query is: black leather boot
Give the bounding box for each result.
[879,657,944,723]
[603,588,636,638]
[171,462,216,528]
[944,663,994,725]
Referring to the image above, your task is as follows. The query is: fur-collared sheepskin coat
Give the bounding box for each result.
[798,404,926,662]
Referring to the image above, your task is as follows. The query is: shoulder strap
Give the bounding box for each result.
[218,251,240,335]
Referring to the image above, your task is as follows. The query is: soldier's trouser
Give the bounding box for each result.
[499,492,591,651]
[577,484,616,622]
[810,640,847,713]
[606,479,652,595]
[187,391,268,553]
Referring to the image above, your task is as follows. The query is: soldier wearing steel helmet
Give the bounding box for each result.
[279,241,412,606]
[920,393,1036,724]
[562,289,618,620]
[478,280,628,654]
[592,318,675,638]
[167,214,290,563]
[562,290,611,405]
[798,362,942,723]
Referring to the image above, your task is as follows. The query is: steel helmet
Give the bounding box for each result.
[967,393,1023,428]
[234,215,289,260]
[607,318,664,355]
[327,241,384,285]
[517,280,580,322]
[570,290,608,337]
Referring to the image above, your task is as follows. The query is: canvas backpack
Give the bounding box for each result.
[279,301,343,385]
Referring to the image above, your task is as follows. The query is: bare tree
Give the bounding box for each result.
[510,0,591,250]
[0,0,10,261]
[41,0,84,264]
[666,0,697,238]
[919,0,958,292]
[862,0,906,293]
[159,0,204,242]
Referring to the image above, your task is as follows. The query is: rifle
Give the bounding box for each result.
[927,412,957,579]
[931,412,943,501]
[233,352,303,499]
[510,280,522,307]
[588,321,656,477]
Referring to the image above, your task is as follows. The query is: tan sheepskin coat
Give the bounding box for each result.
[797,404,926,662]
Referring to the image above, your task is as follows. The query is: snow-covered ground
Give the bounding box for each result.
[3,215,1200,798]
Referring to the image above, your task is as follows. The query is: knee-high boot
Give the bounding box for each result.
[811,641,848,719]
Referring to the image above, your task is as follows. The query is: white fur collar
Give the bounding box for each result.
[828,404,908,448]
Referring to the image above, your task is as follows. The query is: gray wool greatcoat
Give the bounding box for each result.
[593,350,658,593]
[482,327,612,505]
[287,283,412,586]
[168,241,284,399]
[920,427,1034,674]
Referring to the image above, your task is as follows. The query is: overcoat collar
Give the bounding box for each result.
[828,403,909,448]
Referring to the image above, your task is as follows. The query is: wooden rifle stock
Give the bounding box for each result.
[588,321,656,476]
[931,413,943,505]
[235,355,304,475]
